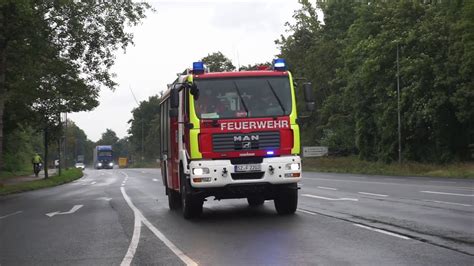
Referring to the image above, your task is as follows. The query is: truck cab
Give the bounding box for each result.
[160,59,314,218]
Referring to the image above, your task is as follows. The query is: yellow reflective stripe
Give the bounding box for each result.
[187,75,202,159]
[288,72,300,154]
[291,124,301,154]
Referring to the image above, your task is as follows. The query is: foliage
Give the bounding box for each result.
[201,51,236,72]
[128,95,161,162]
[278,1,473,163]
[0,0,152,170]
[3,125,42,172]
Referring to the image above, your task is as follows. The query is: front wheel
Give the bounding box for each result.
[180,167,203,219]
[167,188,181,210]
[274,184,298,215]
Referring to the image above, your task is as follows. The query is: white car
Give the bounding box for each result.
[75,162,85,170]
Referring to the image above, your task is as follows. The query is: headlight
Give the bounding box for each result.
[285,163,300,171]
[98,163,102,167]
[193,167,209,175]
[109,162,113,166]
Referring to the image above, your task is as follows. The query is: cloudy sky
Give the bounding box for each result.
[69,0,303,141]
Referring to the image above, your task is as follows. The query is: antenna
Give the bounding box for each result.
[129,85,140,105]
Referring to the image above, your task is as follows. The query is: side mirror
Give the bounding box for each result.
[170,89,179,109]
[189,83,199,100]
[303,82,315,112]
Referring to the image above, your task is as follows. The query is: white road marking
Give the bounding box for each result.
[0,211,23,220]
[420,191,474,197]
[95,197,112,201]
[152,179,159,182]
[302,194,358,201]
[120,186,197,266]
[429,181,457,184]
[91,181,97,185]
[46,205,83,217]
[120,202,142,266]
[353,223,410,240]
[317,186,337,190]
[423,200,472,207]
[141,171,146,174]
[358,192,388,197]
[304,177,471,190]
[297,209,318,215]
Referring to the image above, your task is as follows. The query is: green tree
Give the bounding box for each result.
[201,52,235,72]
[278,1,472,163]
[97,129,119,146]
[0,0,151,171]
[128,96,161,162]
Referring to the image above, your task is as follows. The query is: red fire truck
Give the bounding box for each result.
[160,59,314,218]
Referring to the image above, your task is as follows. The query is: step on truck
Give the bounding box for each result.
[159,59,315,219]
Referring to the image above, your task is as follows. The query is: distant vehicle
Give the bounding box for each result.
[93,145,114,169]
[118,157,128,168]
[75,162,85,170]
[33,163,43,177]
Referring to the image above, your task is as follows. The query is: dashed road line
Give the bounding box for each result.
[420,191,474,197]
[302,194,358,201]
[423,199,472,207]
[0,211,23,220]
[358,192,388,197]
[91,181,97,185]
[353,223,410,240]
[317,186,337,190]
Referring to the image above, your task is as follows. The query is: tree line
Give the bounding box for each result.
[0,1,151,175]
[277,0,473,163]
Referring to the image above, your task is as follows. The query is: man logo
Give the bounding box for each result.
[233,135,259,142]
[242,142,251,149]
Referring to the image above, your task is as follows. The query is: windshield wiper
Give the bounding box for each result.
[266,80,286,115]
[232,81,249,117]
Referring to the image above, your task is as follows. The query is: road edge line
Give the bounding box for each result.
[120,184,198,266]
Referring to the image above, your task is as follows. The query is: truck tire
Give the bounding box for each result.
[274,184,298,215]
[168,188,181,210]
[180,166,203,219]
[247,197,265,206]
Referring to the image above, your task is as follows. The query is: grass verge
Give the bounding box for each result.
[0,169,32,181]
[127,161,159,168]
[303,156,474,178]
[0,168,83,196]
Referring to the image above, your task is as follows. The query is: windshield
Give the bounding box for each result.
[98,151,112,157]
[193,76,292,119]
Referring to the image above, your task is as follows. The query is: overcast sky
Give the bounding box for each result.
[69,0,303,142]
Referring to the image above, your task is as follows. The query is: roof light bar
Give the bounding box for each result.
[193,61,205,74]
[273,58,287,71]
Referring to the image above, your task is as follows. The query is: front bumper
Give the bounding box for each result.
[189,155,301,188]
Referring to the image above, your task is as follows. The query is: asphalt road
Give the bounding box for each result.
[1,168,473,265]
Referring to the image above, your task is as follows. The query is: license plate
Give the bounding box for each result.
[235,164,261,172]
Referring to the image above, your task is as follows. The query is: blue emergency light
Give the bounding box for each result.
[266,151,275,155]
[193,61,205,74]
[273,58,287,71]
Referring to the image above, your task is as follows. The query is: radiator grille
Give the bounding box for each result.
[212,131,280,152]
